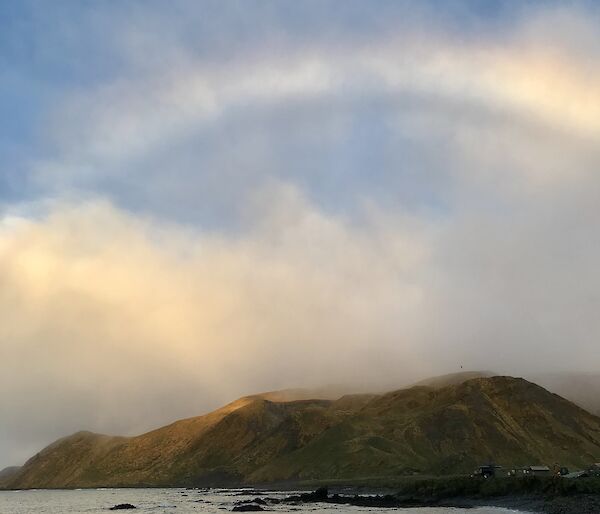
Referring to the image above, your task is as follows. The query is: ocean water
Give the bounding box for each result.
[0,488,527,514]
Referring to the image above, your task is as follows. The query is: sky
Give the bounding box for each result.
[1,0,600,468]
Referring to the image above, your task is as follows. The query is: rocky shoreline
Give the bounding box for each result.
[231,485,600,513]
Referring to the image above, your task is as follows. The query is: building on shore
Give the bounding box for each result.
[524,466,551,476]
[473,464,502,478]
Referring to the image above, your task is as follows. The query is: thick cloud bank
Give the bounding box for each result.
[0,193,434,464]
[2,1,600,467]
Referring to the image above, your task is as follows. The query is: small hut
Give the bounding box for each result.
[524,465,551,476]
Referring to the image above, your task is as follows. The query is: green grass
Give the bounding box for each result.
[9,376,600,489]
[394,476,600,499]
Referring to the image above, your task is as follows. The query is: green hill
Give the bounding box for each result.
[6,376,600,489]
[0,467,20,487]
[531,372,600,417]
[411,370,495,388]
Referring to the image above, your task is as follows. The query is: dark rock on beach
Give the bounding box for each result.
[109,504,136,510]
[284,486,330,503]
[281,487,434,509]
[312,486,328,500]
[232,505,264,512]
[234,497,267,506]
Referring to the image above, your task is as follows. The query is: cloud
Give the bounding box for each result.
[0,190,435,465]
[42,32,600,173]
[25,3,600,231]
[4,147,600,466]
[3,0,600,468]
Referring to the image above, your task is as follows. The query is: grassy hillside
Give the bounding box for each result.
[0,466,21,488]
[250,377,600,481]
[411,371,495,388]
[6,376,600,489]
[531,372,600,417]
